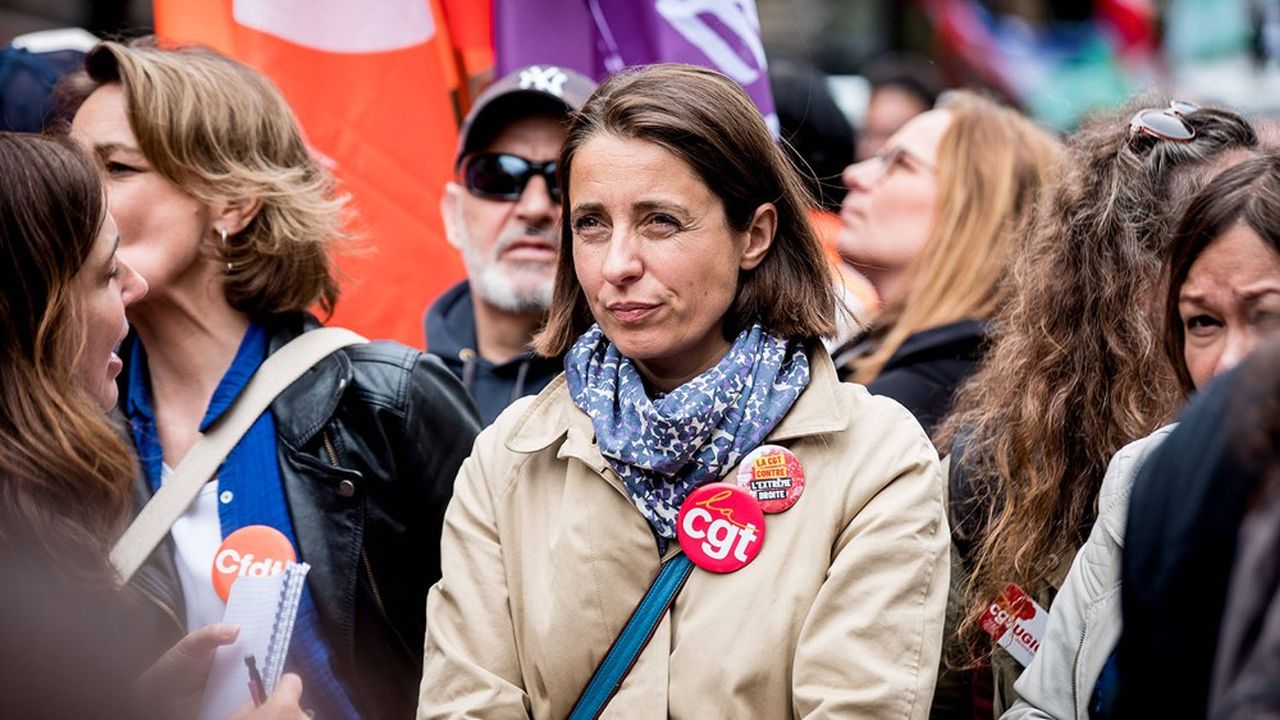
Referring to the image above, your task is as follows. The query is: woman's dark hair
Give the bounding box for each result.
[1165,152,1280,394]
[863,53,942,111]
[1234,338,1280,499]
[0,132,136,571]
[534,63,837,356]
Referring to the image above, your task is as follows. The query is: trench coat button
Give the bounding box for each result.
[337,479,356,497]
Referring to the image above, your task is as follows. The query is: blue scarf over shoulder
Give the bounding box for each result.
[565,322,810,546]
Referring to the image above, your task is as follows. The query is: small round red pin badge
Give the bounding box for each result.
[677,483,765,573]
[211,525,296,602]
[735,444,805,513]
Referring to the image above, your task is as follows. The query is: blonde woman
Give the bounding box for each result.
[69,39,480,719]
[835,92,1061,435]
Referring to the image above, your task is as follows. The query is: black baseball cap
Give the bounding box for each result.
[455,64,596,166]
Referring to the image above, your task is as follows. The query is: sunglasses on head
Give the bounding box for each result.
[1129,100,1201,144]
[461,153,560,203]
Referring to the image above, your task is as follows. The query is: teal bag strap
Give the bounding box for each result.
[567,553,695,719]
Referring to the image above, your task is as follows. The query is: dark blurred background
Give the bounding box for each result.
[5,0,1279,132]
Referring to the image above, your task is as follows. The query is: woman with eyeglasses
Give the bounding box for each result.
[419,64,950,718]
[68,38,481,719]
[936,101,1258,717]
[833,91,1061,437]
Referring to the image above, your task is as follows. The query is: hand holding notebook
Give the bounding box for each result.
[198,562,310,720]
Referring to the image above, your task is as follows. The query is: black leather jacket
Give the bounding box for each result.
[124,313,481,719]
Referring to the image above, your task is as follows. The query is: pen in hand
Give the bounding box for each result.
[245,654,267,708]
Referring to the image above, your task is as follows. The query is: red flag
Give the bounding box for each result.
[154,0,487,346]
[440,0,495,104]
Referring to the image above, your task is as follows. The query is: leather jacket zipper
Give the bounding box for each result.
[321,430,387,615]
[361,550,386,615]
[125,539,184,635]
[322,430,340,470]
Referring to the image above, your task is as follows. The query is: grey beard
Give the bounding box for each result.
[470,260,555,314]
[451,199,558,314]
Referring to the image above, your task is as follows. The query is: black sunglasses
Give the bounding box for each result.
[1129,100,1200,144]
[461,153,560,202]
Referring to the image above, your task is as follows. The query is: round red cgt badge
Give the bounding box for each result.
[735,444,805,513]
[677,483,765,573]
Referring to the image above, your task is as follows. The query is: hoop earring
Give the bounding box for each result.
[220,227,233,272]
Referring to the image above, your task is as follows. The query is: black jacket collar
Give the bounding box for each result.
[263,313,354,450]
[882,318,989,372]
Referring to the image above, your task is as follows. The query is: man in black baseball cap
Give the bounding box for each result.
[426,65,595,424]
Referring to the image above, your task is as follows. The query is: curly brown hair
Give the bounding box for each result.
[937,101,1258,660]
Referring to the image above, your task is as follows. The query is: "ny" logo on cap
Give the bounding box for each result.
[519,65,568,97]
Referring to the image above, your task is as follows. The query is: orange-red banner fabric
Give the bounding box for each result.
[154,0,476,346]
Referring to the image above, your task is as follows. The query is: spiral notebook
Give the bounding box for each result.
[198,561,310,720]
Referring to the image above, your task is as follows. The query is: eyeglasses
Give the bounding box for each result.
[1129,100,1200,144]
[878,145,937,174]
[461,153,560,203]
[858,145,936,185]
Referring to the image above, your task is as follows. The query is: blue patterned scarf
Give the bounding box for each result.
[565,322,810,544]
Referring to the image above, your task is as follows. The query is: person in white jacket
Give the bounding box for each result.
[1004,149,1280,719]
[1002,428,1172,720]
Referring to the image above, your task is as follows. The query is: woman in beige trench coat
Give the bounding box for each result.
[419,64,950,720]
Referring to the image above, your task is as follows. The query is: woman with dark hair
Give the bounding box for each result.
[0,136,143,570]
[419,64,950,718]
[0,131,306,719]
[1005,152,1280,718]
[69,38,481,719]
[1162,152,1280,393]
[936,101,1258,715]
[1090,152,1280,719]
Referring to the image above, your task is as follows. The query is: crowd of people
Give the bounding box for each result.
[1,33,1279,720]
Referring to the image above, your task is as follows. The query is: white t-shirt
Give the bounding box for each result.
[162,464,226,630]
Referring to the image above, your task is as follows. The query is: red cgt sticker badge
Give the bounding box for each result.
[735,444,805,513]
[677,483,765,573]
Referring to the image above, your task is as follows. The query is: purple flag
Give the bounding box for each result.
[494,0,778,134]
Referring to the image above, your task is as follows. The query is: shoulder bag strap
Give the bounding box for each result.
[567,553,695,720]
[110,326,368,583]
